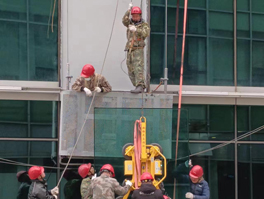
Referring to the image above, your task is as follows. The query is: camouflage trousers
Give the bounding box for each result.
[126,48,146,88]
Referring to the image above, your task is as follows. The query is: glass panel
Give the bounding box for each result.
[167,36,206,85]
[0,21,27,80]
[150,34,164,84]
[190,143,235,199]
[0,0,26,20]
[237,106,249,136]
[252,0,264,13]
[29,0,58,23]
[209,0,233,11]
[0,124,28,138]
[237,0,249,11]
[30,141,55,156]
[209,38,234,86]
[172,108,189,140]
[29,24,58,81]
[0,100,57,138]
[209,12,233,37]
[252,14,264,39]
[150,6,165,33]
[237,13,250,38]
[30,101,53,123]
[151,0,164,5]
[0,101,27,122]
[0,141,28,157]
[237,40,250,86]
[182,105,208,140]
[252,41,264,86]
[238,144,264,199]
[168,8,206,34]
[94,108,173,158]
[250,106,264,140]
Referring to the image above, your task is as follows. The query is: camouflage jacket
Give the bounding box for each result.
[86,174,130,199]
[81,177,92,199]
[72,73,112,93]
[122,10,150,50]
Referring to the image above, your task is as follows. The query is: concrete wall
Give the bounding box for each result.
[61,0,149,91]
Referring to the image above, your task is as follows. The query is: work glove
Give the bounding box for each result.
[129,25,137,32]
[185,192,194,199]
[128,2,133,10]
[51,186,59,195]
[185,159,193,168]
[83,87,92,97]
[92,173,97,180]
[53,195,57,199]
[94,87,101,93]
[125,180,133,187]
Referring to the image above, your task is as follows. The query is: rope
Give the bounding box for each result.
[51,0,57,33]
[56,0,120,186]
[47,0,53,38]
[173,0,188,199]
[148,81,163,94]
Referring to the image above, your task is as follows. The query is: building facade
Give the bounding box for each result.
[0,0,264,199]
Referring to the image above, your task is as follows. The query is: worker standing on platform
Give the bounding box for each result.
[27,166,59,199]
[72,64,112,97]
[78,163,96,199]
[122,3,150,93]
[132,172,164,199]
[173,160,210,199]
[87,164,132,199]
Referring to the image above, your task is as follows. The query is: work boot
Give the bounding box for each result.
[131,86,143,94]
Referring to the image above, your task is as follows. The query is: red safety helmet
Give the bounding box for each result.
[131,6,142,15]
[81,64,95,78]
[16,171,27,182]
[100,164,115,177]
[78,163,92,178]
[189,165,203,179]
[28,166,44,180]
[140,172,154,182]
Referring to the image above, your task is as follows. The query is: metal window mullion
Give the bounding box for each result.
[249,106,253,199]
[234,104,238,199]
[164,0,167,77]
[234,0,237,89]
[207,105,210,139]
[206,0,210,85]
[26,0,30,80]
[27,101,31,166]
[249,0,253,86]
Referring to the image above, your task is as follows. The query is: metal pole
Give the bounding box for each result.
[164,0,168,94]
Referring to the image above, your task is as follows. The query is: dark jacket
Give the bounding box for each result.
[64,179,82,199]
[173,163,210,199]
[132,184,164,199]
[17,182,31,199]
[28,180,55,199]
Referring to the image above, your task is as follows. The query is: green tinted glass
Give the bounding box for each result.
[237,40,250,86]
[209,12,233,37]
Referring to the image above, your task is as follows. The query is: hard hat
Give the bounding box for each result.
[163,195,171,199]
[131,6,142,15]
[100,164,115,177]
[189,165,203,178]
[17,171,27,182]
[81,64,95,78]
[28,166,44,180]
[78,163,92,178]
[140,172,154,181]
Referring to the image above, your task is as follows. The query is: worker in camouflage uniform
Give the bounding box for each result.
[72,64,112,97]
[78,163,96,199]
[87,164,132,199]
[122,3,150,93]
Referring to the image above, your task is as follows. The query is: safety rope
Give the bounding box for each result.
[56,0,120,186]
[173,0,188,199]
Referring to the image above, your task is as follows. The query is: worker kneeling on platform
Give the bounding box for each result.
[79,163,96,199]
[132,172,164,199]
[27,166,59,199]
[122,3,150,93]
[72,64,112,97]
[87,164,132,199]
